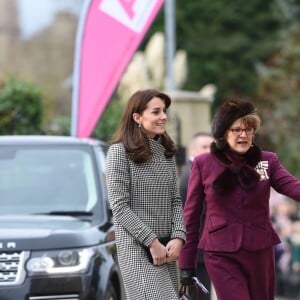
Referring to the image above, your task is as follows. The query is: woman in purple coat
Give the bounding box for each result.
[179,99,300,300]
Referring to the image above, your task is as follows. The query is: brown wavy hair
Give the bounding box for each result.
[111,89,177,164]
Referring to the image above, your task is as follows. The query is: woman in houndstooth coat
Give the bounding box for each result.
[105,89,186,300]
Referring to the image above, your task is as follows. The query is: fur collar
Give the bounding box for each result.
[211,142,261,194]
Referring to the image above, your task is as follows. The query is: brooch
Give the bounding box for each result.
[255,161,269,180]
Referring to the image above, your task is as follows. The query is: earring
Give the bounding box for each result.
[138,123,141,128]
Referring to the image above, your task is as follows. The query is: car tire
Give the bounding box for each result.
[104,282,118,300]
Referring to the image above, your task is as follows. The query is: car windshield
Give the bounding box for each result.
[0,145,100,215]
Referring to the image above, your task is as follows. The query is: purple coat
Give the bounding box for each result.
[179,151,300,269]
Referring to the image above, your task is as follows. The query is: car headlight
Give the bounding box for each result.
[26,247,95,275]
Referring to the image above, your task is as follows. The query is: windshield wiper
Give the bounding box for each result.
[39,211,93,216]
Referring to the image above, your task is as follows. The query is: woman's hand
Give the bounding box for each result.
[149,239,167,266]
[166,238,184,263]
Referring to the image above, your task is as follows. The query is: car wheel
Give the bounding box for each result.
[105,282,118,300]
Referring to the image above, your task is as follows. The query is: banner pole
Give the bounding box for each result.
[71,0,91,136]
[164,0,176,92]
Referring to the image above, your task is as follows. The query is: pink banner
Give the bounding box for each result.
[71,0,164,137]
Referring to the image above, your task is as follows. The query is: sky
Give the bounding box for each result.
[17,0,84,39]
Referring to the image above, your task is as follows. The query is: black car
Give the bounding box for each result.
[0,135,124,300]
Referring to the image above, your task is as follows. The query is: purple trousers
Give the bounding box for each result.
[204,247,275,300]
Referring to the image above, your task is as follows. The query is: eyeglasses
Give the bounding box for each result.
[229,127,255,136]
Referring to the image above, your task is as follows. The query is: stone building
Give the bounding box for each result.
[0,0,78,126]
[0,0,19,72]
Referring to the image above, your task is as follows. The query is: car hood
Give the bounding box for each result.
[0,215,109,251]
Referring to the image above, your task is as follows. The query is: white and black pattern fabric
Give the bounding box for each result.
[105,138,186,300]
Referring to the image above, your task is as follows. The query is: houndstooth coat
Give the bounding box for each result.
[105,138,186,300]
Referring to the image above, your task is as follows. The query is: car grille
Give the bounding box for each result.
[0,251,29,285]
[29,295,80,300]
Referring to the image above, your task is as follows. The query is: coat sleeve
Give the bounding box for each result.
[105,144,156,247]
[170,157,186,242]
[269,152,300,201]
[179,158,205,269]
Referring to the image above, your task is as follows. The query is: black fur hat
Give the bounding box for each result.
[212,99,255,140]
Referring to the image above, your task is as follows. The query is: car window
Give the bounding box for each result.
[0,145,100,215]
